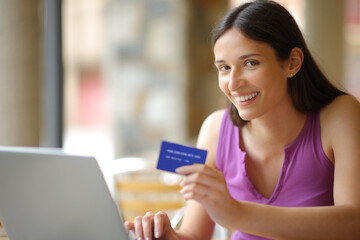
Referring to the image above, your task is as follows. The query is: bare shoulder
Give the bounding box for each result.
[320,95,360,162]
[321,95,360,125]
[197,109,226,167]
[197,109,226,147]
[199,109,226,133]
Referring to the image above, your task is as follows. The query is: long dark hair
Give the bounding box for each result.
[212,0,346,127]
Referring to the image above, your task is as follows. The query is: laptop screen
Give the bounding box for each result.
[0,147,130,240]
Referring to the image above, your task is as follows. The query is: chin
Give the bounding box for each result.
[239,115,252,121]
[236,109,258,122]
[236,110,252,121]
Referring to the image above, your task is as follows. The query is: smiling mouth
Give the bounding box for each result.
[234,92,259,102]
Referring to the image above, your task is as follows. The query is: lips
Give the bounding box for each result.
[234,92,259,102]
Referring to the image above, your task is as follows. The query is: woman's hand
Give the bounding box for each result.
[176,164,240,229]
[124,211,179,240]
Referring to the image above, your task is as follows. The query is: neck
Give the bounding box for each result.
[244,105,307,150]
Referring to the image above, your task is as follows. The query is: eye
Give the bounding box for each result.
[245,60,259,67]
[218,65,231,72]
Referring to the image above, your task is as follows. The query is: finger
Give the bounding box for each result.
[182,190,204,202]
[153,211,167,238]
[142,211,155,239]
[134,216,144,239]
[180,182,209,200]
[180,171,224,189]
[176,164,218,177]
[124,220,134,234]
[180,183,221,208]
[175,164,205,175]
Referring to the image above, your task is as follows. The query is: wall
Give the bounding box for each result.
[0,0,42,146]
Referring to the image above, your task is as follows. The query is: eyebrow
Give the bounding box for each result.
[214,53,261,64]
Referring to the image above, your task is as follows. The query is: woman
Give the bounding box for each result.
[125,1,360,239]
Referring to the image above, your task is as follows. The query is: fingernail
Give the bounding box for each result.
[175,166,185,174]
[155,231,160,238]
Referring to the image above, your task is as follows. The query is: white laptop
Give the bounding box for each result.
[0,146,131,240]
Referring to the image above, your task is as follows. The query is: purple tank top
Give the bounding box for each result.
[216,110,334,240]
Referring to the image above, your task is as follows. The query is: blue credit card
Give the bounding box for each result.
[157,141,207,173]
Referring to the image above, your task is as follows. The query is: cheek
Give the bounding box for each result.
[218,78,230,96]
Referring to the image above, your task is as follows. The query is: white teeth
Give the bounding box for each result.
[235,92,258,102]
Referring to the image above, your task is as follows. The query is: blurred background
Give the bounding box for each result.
[1,0,359,163]
[1,0,360,234]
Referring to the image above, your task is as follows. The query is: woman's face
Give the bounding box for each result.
[214,28,292,121]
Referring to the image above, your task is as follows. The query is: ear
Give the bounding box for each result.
[287,47,304,78]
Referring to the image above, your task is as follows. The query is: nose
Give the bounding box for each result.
[228,68,245,91]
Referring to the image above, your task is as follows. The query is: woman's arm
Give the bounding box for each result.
[240,95,360,240]
[178,95,360,240]
[176,110,225,240]
[124,110,225,240]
